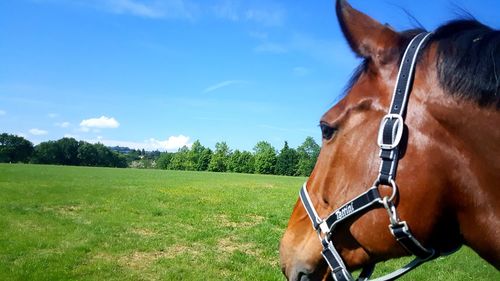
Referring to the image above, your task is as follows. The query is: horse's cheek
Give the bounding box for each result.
[351,209,403,255]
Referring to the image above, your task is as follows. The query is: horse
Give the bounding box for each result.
[279,0,500,280]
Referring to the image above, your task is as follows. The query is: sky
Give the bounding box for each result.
[1,0,498,152]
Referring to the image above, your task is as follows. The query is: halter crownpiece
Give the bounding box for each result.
[299,32,449,281]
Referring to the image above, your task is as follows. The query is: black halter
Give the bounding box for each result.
[299,32,449,281]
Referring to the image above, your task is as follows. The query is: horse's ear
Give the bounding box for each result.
[336,0,401,65]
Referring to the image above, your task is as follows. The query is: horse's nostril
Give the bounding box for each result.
[298,271,312,281]
[288,266,313,281]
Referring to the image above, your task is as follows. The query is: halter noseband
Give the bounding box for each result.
[300,32,444,281]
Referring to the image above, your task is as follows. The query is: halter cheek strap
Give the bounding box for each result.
[300,183,437,281]
[376,32,433,186]
[299,32,449,281]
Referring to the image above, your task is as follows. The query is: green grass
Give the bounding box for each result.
[0,164,498,280]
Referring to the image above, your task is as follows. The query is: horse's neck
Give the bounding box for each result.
[426,96,500,195]
[423,94,500,266]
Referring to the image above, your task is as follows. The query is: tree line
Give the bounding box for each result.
[154,137,320,176]
[0,132,320,176]
[0,133,127,168]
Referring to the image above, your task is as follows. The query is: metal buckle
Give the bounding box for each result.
[382,196,400,225]
[377,114,404,150]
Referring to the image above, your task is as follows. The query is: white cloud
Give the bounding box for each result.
[203,80,247,93]
[147,135,192,151]
[55,121,70,128]
[87,135,192,152]
[48,113,59,118]
[80,116,120,129]
[29,128,48,136]
[0,110,6,116]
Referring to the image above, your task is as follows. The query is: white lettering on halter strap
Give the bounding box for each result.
[335,202,354,221]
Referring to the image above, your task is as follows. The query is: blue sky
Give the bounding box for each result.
[1,0,498,152]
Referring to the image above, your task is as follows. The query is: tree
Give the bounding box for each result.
[31,141,60,164]
[189,140,206,171]
[276,141,299,176]
[123,149,141,165]
[111,152,128,168]
[90,143,127,168]
[228,150,255,174]
[94,143,112,167]
[156,152,173,170]
[238,151,255,174]
[208,142,231,172]
[228,150,242,173]
[0,133,34,163]
[253,141,277,174]
[21,137,127,168]
[168,146,190,170]
[196,147,212,171]
[77,142,99,166]
[148,150,161,159]
[296,137,320,176]
[56,137,80,165]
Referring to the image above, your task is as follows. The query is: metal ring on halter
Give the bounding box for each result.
[387,179,398,202]
[373,179,398,204]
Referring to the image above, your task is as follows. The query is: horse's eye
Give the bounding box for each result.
[320,123,337,140]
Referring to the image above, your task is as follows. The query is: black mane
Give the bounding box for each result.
[430,20,500,108]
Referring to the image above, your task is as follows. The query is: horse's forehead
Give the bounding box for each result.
[321,40,425,124]
[322,74,384,123]
[321,99,347,122]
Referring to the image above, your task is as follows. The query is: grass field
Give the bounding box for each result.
[0,164,498,280]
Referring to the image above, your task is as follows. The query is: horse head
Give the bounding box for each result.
[280,1,500,280]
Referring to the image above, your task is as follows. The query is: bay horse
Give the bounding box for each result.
[280,0,500,280]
